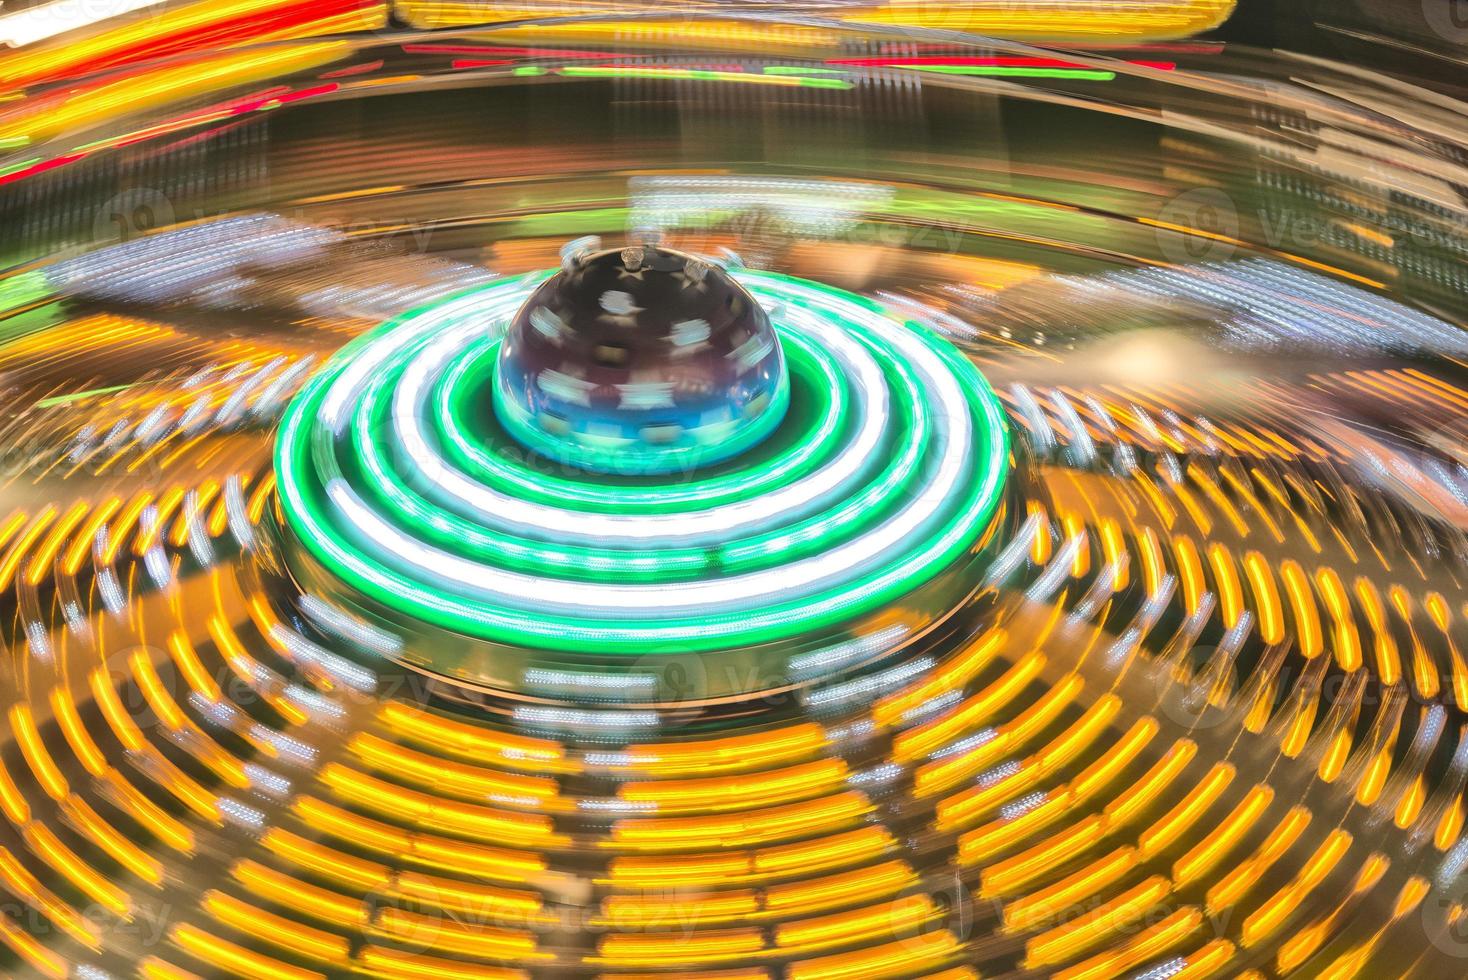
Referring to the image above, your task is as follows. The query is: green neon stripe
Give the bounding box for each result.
[434,328,852,514]
[36,383,135,408]
[0,270,52,317]
[279,360,998,651]
[901,65,1116,80]
[560,65,854,90]
[492,356,791,478]
[347,307,926,582]
[762,66,846,76]
[274,271,1010,653]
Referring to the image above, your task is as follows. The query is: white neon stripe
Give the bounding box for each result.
[0,0,164,48]
[322,295,969,616]
[378,290,889,546]
[322,289,512,432]
[279,276,1007,643]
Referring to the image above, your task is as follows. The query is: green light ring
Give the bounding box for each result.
[283,271,986,630]
[490,348,791,478]
[275,273,1010,653]
[434,328,854,515]
[280,336,998,651]
[347,317,929,582]
[385,278,898,548]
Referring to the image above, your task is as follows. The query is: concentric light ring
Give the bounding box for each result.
[276,270,1010,654]
[435,328,853,514]
[349,333,924,581]
[388,289,893,547]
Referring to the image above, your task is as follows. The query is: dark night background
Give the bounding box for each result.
[1209,0,1468,92]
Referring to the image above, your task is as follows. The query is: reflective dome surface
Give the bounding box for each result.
[495,242,788,474]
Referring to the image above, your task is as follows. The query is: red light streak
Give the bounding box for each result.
[450,59,517,70]
[321,60,385,79]
[403,44,633,60]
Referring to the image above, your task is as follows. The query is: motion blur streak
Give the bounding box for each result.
[1,2,1468,979]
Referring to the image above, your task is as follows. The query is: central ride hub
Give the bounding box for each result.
[494,243,789,476]
[272,242,1011,703]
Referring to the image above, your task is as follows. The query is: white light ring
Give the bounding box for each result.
[317,309,967,618]
[375,292,890,547]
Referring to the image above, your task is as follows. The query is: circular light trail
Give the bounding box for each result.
[436,327,851,514]
[276,269,1009,654]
